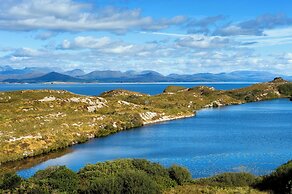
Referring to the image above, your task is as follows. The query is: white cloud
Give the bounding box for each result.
[176,35,232,49]
[59,36,158,55]
[62,36,112,49]
[0,0,186,33]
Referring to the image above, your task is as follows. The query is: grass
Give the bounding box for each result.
[165,184,267,194]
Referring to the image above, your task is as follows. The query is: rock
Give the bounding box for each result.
[290,97,292,101]
[39,96,56,102]
[139,112,158,121]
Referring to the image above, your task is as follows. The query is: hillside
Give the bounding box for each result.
[2,65,292,82]
[3,72,85,83]
[0,78,291,165]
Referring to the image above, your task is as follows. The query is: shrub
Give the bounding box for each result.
[31,166,78,193]
[168,165,192,185]
[132,159,169,177]
[278,83,292,96]
[78,176,122,194]
[117,170,161,194]
[79,159,176,192]
[79,170,161,194]
[208,172,257,187]
[0,172,22,190]
[256,160,292,194]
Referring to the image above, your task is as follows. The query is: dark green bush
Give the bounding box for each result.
[78,176,122,194]
[256,160,292,194]
[78,159,177,192]
[278,83,292,96]
[78,170,161,194]
[168,165,192,185]
[118,170,161,194]
[30,166,78,193]
[209,172,257,187]
[132,159,169,177]
[0,172,22,190]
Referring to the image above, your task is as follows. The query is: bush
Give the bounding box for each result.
[256,160,292,194]
[208,172,257,187]
[132,159,169,177]
[278,83,292,96]
[78,159,177,192]
[78,176,122,194]
[168,165,192,185]
[0,172,22,190]
[79,170,161,194]
[30,166,78,193]
[118,170,161,194]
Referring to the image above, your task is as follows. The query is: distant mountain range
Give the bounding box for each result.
[1,65,291,83]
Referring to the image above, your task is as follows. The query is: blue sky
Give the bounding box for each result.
[0,0,292,75]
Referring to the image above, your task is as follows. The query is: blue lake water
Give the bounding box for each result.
[0,82,252,96]
[17,98,292,178]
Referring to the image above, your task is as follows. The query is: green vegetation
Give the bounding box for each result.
[0,78,291,166]
[163,86,187,93]
[166,160,292,194]
[168,165,192,185]
[278,83,292,96]
[165,185,267,194]
[0,159,191,193]
[1,159,292,193]
[256,160,292,194]
[194,172,258,187]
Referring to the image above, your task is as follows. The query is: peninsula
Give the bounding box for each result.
[0,78,292,165]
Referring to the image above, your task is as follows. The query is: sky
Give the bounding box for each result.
[0,0,292,75]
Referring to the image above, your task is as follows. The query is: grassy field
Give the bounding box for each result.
[0,78,291,165]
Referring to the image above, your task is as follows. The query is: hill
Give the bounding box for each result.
[78,70,169,82]
[1,65,292,82]
[3,72,85,83]
[63,69,85,77]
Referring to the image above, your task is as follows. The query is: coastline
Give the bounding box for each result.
[0,78,291,167]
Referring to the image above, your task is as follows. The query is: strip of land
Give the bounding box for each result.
[0,77,291,165]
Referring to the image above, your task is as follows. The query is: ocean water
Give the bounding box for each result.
[0,82,252,96]
[16,98,292,178]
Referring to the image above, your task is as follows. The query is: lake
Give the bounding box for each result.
[14,97,292,178]
[0,82,253,96]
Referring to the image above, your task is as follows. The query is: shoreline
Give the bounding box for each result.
[0,78,291,168]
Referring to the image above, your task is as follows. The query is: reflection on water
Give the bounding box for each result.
[0,148,72,175]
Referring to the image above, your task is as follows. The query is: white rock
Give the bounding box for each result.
[39,96,56,102]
